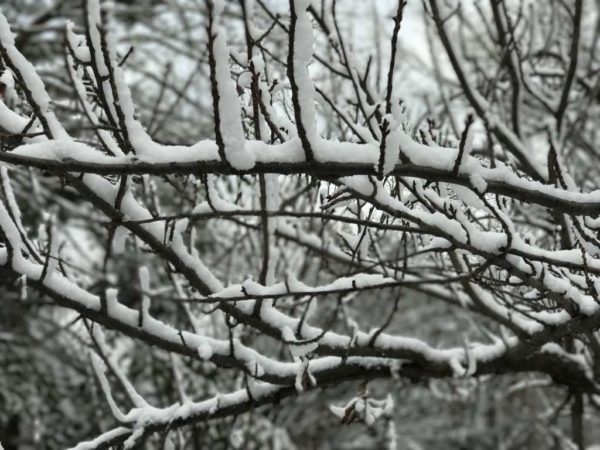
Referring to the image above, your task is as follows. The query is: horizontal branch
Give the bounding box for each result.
[2,146,600,216]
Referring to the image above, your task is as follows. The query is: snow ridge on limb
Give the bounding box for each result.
[0,14,68,140]
[206,0,256,170]
[288,0,319,161]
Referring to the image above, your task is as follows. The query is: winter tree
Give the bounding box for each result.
[1,0,600,448]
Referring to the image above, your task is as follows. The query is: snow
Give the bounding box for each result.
[330,393,393,425]
[44,223,60,278]
[91,353,128,422]
[281,326,318,358]
[1,3,599,447]
[139,266,151,324]
[294,358,315,392]
[0,99,33,135]
[207,273,397,301]
[292,0,319,143]
[106,288,120,315]
[10,139,119,163]
[0,68,13,89]
[0,167,22,227]
[381,119,401,176]
[197,342,214,360]
[67,60,124,157]
[199,175,240,212]
[469,172,487,193]
[66,22,91,62]
[0,198,27,269]
[211,8,256,170]
[86,0,109,76]
[0,12,69,140]
[138,266,150,293]
[238,71,252,89]
[112,226,128,253]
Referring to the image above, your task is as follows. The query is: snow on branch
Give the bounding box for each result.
[1,0,600,447]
